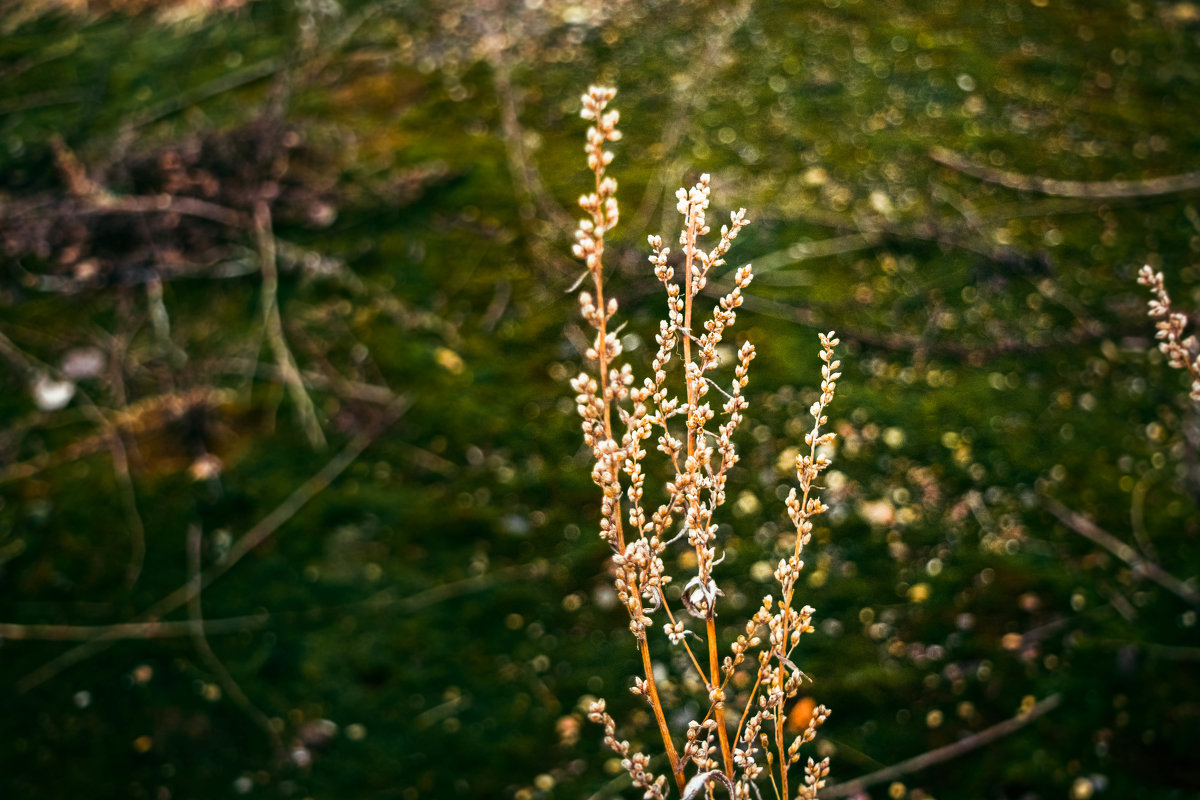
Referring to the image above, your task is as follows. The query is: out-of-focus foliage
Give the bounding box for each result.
[1,1,1198,799]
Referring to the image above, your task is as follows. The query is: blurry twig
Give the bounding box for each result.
[6,192,250,229]
[0,89,84,116]
[490,57,572,277]
[1098,584,1138,622]
[931,147,1200,198]
[89,194,247,226]
[1095,639,1200,661]
[582,754,671,800]
[821,694,1062,798]
[0,387,235,485]
[144,268,187,363]
[0,356,400,486]
[1,557,545,643]
[0,615,270,641]
[294,0,405,83]
[743,233,883,278]
[186,524,285,762]
[255,202,326,449]
[214,358,398,405]
[104,418,146,587]
[710,287,1099,361]
[491,59,573,235]
[128,58,285,130]
[0,330,146,586]
[1129,476,1159,562]
[17,393,412,693]
[1041,495,1200,606]
[480,279,511,333]
[370,558,551,613]
[966,490,998,537]
[629,0,753,236]
[1030,276,1104,337]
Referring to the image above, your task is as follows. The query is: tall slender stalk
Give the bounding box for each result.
[568,86,841,800]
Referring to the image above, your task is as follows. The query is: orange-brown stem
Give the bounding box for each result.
[707,613,735,777]
[776,704,789,800]
[734,670,764,745]
[639,636,686,794]
[659,589,708,682]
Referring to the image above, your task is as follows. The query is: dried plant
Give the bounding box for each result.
[567,86,842,800]
[1137,264,1200,401]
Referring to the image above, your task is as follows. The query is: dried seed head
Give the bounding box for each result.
[567,82,844,799]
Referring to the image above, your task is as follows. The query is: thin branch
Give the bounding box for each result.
[747,234,883,279]
[0,386,235,485]
[489,55,574,278]
[0,88,84,116]
[0,330,145,585]
[966,490,998,537]
[186,524,285,761]
[292,0,407,85]
[629,0,753,236]
[491,57,574,236]
[821,694,1063,798]
[1129,477,1159,563]
[480,279,512,333]
[0,558,539,643]
[931,147,1200,198]
[1094,638,1200,661]
[128,57,285,130]
[5,194,250,228]
[211,357,399,405]
[254,202,326,449]
[17,394,411,693]
[1041,495,1200,606]
[583,770,636,800]
[105,426,146,587]
[718,288,1099,361]
[1098,584,1138,622]
[0,615,268,642]
[382,559,552,613]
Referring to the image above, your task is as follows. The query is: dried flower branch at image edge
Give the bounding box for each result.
[567,85,841,800]
[1137,265,1200,401]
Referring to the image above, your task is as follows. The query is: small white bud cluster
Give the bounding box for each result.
[587,699,667,799]
[1138,265,1200,400]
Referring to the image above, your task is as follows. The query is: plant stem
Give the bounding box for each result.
[640,635,687,794]
[707,613,735,776]
[682,209,698,457]
[585,114,681,792]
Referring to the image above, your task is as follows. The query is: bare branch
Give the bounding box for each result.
[186,524,285,761]
[0,615,269,641]
[1042,495,1200,606]
[255,201,327,450]
[17,393,411,693]
[931,147,1200,198]
[821,694,1063,798]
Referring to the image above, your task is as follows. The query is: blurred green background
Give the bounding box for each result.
[2,1,1199,798]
